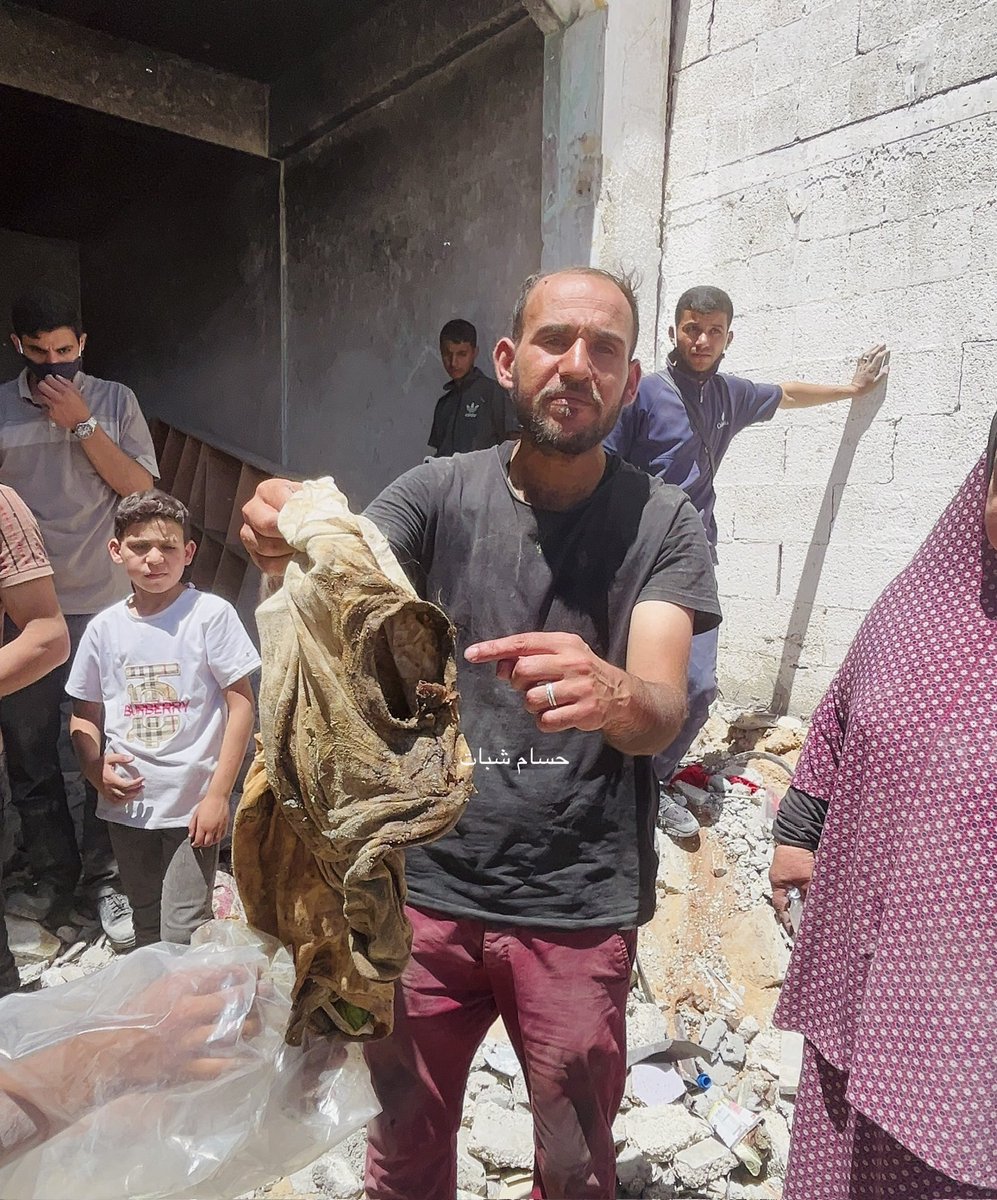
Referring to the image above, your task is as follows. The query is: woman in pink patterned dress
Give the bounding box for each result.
[768,419,997,1200]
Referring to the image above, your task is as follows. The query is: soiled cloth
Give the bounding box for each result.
[775,454,997,1192]
[233,478,473,1044]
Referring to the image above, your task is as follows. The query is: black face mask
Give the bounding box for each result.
[21,356,81,381]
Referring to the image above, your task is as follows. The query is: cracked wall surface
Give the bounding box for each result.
[662,0,997,713]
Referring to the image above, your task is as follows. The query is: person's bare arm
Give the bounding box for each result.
[986,454,997,552]
[189,677,255,849]
[34,376,153,497]
[465,599,693,757]
[70,699,146,803]
[779,344,889,409]
[0,576,69,696]
[0,963,262,1165]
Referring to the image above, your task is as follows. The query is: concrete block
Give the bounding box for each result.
[5,916,60,965]
[719,1033,748,1067]
[710,0,801,54]
[468,1101,534,1171]
[847,42,913,119]
[783,418,897,486]
[727,188,798,257]
[715,596,797,657]
[707,104,751,169]
[716,650,783,711]
[720,424,787,486]
[457,1129,488,1194]
[727,484,833,545]
[715,540,782,600]
[958,340,997,423]
[673,1138,739,1189]
[700,1017,729,1054]
[677,0,715,66]
[890,413,987,487]
[744,84,799,158]
[878,349,962,416]
[777,537,915,609]
[796,62,852,141]
[791,234,850,304]
[626,1104,709,1163]
[970,200,997,273]
[674,41,758,122]
[616,1144,653,1195]
[846,208,973,293]
[754,19,806,96]
[924,1,997,98]
[762,1108,793,1177]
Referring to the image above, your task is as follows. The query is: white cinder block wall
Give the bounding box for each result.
[661,0,997,714]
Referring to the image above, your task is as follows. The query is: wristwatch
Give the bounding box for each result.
[72,416,98,440]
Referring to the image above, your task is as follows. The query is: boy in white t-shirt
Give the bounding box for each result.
[67,490,260,946]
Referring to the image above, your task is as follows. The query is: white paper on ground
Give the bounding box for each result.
[630,1061,688,1106]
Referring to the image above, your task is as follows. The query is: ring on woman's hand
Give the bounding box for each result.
[545,682,558,710]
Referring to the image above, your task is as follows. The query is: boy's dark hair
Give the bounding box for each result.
[440,318,477,347]
[11,287,83,339]
[674,285,734,328]
[511,267,641,356]
[114,489,191,541]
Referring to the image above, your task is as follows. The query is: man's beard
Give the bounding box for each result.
[512,378,621,456]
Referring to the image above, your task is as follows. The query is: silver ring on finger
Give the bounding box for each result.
[545,682,558,710]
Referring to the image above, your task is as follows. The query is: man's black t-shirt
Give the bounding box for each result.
[428,367,517,456]
[365,443,721,929]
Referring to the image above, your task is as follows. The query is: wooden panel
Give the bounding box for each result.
[213,547,245,605]
[204,448,243,537]
[191,531,223,590]
[157,425,186,492]
[171,436,200,503]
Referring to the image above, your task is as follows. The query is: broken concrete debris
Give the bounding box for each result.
[10,709,802,1199]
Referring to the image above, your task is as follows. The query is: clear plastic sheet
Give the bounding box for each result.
[0,920,380,1200]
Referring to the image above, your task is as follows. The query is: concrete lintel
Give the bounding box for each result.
[524,0,606,36]
[270,0,524,157]
[0,3,268,157]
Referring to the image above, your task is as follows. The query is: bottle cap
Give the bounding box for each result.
[696,1072,712,1089]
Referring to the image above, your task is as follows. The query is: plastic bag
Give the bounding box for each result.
[0,920,380,1200]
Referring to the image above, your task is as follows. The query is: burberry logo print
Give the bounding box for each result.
[123,661,186,748]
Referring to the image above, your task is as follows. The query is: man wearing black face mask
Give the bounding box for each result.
[0,288,158,949]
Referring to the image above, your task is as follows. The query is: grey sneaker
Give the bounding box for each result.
[660,793,700,838]
[97,892,136,952]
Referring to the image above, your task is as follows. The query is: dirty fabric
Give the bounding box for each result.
[776,455,997,1188]
[233,478,473,1044]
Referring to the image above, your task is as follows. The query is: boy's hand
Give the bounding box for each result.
[189,790,230,848]
[95,753,145,804]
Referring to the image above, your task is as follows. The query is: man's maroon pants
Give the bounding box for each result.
[364,904,637,1200]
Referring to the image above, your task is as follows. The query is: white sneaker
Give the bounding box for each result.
[98,892,136,951]
[659,792,700,838]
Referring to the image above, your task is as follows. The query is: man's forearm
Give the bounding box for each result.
[0,617,68,697]
[778,381,856,409]
[603,673,687,756]
[80,426,153,497]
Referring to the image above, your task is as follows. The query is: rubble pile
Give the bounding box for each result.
[3,708,810,1200]
[251,708,809,1200]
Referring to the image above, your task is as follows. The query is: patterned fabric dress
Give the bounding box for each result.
[775,453,997,1199]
